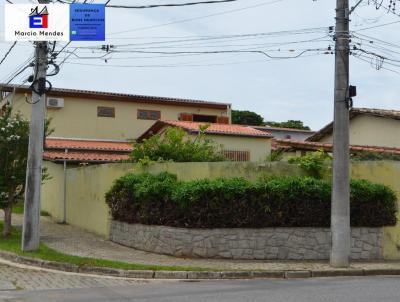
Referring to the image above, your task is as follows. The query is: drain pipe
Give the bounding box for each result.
[62,148,68,224]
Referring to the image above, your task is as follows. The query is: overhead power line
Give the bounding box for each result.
[0,42,17,67]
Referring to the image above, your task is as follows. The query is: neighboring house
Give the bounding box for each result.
[44,137,133,163]
[274,138,400,157]
[0,84,231,141]
[138,120,273,162]
[307,108,400,148]
[252,126,315,140]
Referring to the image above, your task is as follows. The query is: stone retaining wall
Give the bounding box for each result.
[110,221,383,260]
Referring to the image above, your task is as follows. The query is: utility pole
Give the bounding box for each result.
[331,0,351,268]
[22,4,49,251]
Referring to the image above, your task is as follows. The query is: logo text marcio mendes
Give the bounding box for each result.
[29,6,49,29]
[4,4,70,41]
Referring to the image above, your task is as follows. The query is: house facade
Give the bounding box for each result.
[0,84,231,141]
[138,120,273,162]
[252,126,314,141]
[307,108,400,148]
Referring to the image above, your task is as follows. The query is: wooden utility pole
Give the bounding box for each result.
[331,0,351,267]
[21,38,48,250]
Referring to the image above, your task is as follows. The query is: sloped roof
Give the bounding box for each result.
[252,126,315,133]
[0,83,230,110]
[44,137,132,163]
[46,138,133,152]
[307,108,400,142]
[274,138,400,155]
[43,151,129,162]
[137,120,273,142]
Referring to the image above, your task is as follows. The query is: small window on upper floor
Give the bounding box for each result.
[137,109,161,120]
[97,106,115,118]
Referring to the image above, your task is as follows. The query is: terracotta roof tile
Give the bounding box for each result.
[274,138,400,155]
[0,83,230,109]
[43,151,129,162]
[163,120,273,138]
[45,138,133,152]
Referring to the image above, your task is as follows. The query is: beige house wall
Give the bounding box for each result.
[10,93,230,140]
[205,134,271,162]
[319,115,400,147]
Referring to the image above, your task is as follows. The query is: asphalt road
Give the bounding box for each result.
[1,276,400,302]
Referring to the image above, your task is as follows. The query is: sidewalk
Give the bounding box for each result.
[4,213,400,272]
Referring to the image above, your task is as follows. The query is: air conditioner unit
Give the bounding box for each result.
[46,97,64,109]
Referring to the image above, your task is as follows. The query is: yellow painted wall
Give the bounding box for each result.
[64,164,135,237]
[10,93,230,140]
[205,134,271,162]
[41,161,400,259]
[320,115,400,148]
[350,161,400,260]
[41,161,64,222]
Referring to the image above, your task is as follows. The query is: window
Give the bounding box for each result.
[97,106,115,118]
[137,109,161,120]
[222,150,250,162]
[193,114,217,123]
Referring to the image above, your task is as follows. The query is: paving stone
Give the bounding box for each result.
[0,281,16,291]
[0,264,141,291]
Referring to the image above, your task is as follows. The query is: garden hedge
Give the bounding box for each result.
[105,172,397,228]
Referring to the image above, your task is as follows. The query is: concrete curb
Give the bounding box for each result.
[1,250,400,280]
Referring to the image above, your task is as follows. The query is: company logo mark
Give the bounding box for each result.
[29,6,49,29]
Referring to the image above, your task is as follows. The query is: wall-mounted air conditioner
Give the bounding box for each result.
[46,97,64,109]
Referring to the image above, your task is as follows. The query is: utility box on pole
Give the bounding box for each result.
[331,0,351,267]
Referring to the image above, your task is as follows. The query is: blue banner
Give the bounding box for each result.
[70,4,105,41]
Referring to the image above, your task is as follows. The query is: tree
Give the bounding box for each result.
[231,110,264,126]
[131,126,227,163]
[0,106,51,237]
[0,107,30,237]
[264,120,311,130]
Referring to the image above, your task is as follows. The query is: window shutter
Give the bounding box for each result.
[179,113,193,121]
[217,116,229,124]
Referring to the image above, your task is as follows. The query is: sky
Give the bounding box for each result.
[0,0,400,130]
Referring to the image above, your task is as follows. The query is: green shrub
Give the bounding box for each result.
[131,127,226,163]
[288,150,331,178]
[350,179,397,226]
[105,173,397,228]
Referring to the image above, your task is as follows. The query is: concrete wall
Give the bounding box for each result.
[41,161,64,222]
[110,221,383,260]
[320,115,400,148]
[10,93,230,141]
[41,161,400,260]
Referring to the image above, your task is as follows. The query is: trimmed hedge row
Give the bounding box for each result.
[105,172,397,228]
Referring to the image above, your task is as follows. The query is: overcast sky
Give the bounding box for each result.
[1,0,399,130]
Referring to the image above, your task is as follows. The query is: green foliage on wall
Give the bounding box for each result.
[131,127,227,164]
[106,172,397,228]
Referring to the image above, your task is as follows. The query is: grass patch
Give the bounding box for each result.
[0,222,212,272]
[12,203,52,217]
[11,203,24,215]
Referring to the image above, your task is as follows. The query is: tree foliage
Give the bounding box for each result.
[0,107,52,237]
[131,126,226,163]
[231,110,264,126]
[264,120,311,130]
[0,107,30,236]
